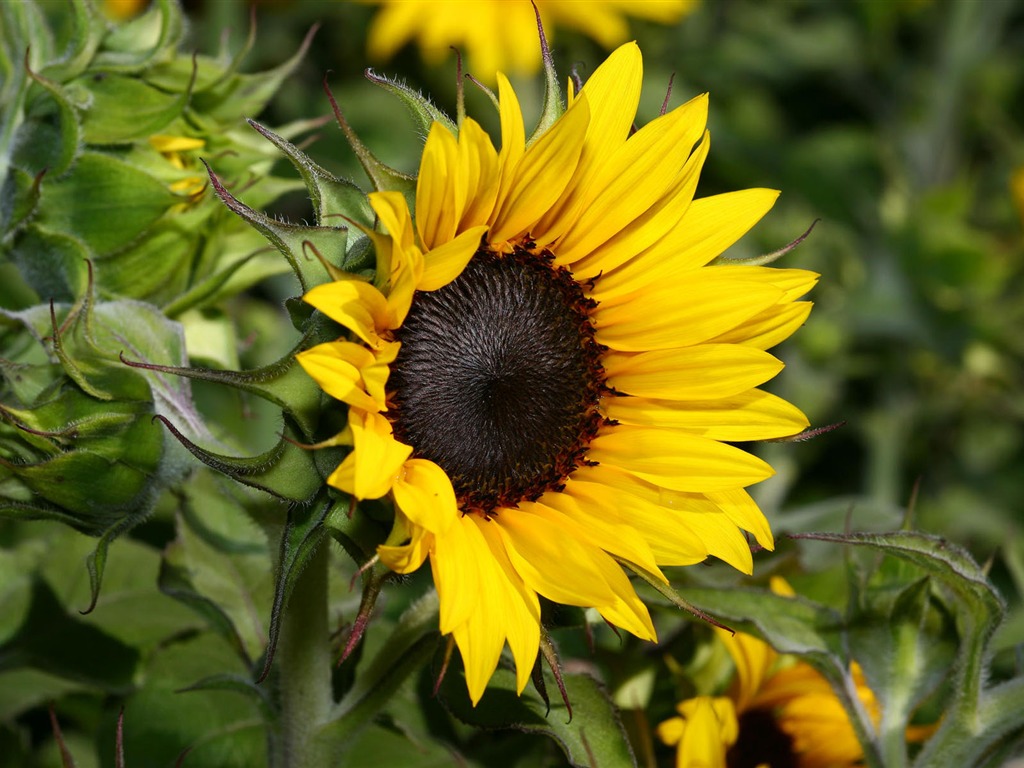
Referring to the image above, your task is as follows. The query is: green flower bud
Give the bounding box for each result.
[0,0,313,312]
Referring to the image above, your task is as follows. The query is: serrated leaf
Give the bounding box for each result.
[439,666,637,768]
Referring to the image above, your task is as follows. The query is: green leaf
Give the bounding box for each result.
[317,591,441,755]
[38,152,177,256]
[439,666,637,768]
[0,579,139,691]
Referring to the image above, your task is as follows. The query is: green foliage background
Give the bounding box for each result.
[2,0,1023,766]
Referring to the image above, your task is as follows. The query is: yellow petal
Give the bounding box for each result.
[591,188,781,302]
[706,488,774,552]
[378,517,433,574]
[392,458,459,534]
[328,409,411,499]
[569,465,756,572]
[592,273,784,351]
[303,280,390,346]
[370,189,416,254]
[431,512,482,635]
[603,345,783,401]
[295,341,379,412]
[587,425,774,492]
[418,224,488,291]
[496,73,526,192]
[715,627,778,712]
[494,506,655,641]
[567,130,709,278]
[457,119,502,230]
[296,340,397,412]
[552,94,708,265]
[601,390,810,442]
[472,515,541,694]
[415,123,462,249]
[489,95,590,246]
[531,492,665,580]
[663,696,737,768]
[531,42,643,246]
[563,470,709,566]
[708,301,814,350]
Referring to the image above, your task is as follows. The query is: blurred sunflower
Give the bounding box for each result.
[364,0,697,81]
[298,42,816,704]
[658,581,881,768]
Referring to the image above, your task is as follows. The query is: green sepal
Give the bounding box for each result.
[190,25,318,124]
[438,665,637,768]
[34,0,105,84]
[246,118,374,230]
[37,151,178,257]
[364,68,457,138]
[530,7,565,144]
[7,225,90,303]
[324,75,417,201]
[258,495,334,682]
[90,0,184,73]
[121,330,323,440]
[155,417,321,502]
[15,58,82,177]
[75,64,195,145]
[203,161,344,293]
[0,166,44,238]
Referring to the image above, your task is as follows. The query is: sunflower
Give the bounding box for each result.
[364,0,697,81]
[297,42,816,704]
[657,580,881,768]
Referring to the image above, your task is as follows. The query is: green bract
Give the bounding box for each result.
[0,0,312,312]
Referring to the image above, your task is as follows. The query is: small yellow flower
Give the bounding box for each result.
[149,134,207,203]
[659,580,883,768]
[365,0,698,81]
[299,43,814,705]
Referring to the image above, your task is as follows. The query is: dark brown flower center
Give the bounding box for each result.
[386,246,605,513]
[727,709,798,768]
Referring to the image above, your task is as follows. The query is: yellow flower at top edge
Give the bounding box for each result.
[297,43,817,705]
[365,0,698,82]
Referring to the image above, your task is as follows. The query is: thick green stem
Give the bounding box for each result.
[275,543,333,768]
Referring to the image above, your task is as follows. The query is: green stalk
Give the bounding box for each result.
[274,542,333,768]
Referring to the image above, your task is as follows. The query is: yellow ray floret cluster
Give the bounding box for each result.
[297,43,817,705]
